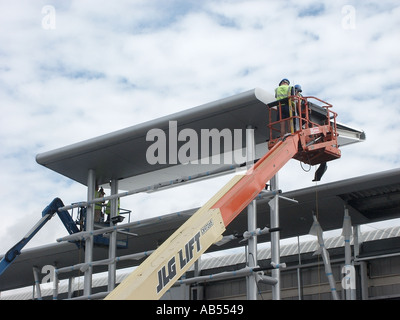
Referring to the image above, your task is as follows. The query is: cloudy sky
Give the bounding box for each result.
[0,0,399,255]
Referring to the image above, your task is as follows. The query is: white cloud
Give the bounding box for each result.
[0,0,399,257]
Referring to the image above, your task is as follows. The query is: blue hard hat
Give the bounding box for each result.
[279,78,290,86]
[294,84,302,92]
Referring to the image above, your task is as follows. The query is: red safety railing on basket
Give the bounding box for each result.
[267,96,339,149]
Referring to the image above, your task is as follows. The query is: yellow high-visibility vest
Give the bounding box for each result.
[105,198,120,215]
[94,190,104,210]
[275,85,293,100]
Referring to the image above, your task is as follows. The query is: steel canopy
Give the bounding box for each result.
[35,88,365,190]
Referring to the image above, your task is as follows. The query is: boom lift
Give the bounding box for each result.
[0,198,128,277]
[0,198,78,276]
[105,95,341,300]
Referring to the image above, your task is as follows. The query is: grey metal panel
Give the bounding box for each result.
[35,88,364,188]
[36,88,276,186]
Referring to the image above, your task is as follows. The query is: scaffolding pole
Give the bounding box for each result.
[246,125,258,300]
[84,169,95,296]
[309,215,339,300]
[32,267,42,300]
[108,179,118,291]
[297,236,304,300]
[269,174,281,300]
[343,207,356,300]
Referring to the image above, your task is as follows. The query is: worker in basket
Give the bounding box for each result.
[294,84,306,130]
[105,197,124,224]
[275,78,295,134]
[94,186,105,223]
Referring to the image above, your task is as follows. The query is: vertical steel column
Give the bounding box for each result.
[84,169,95,296]
[32,267,42,300]
[296,236,303,300]
[68,277,74,299]
[359,261,369,300]
[108,179,118,291]
[353,222,363,297]
[343,207,356,300]
[193,259,202,300]
[246,125,258,300]
[269,174,280,300]
[353,225,360,259]
[53,267,59,300]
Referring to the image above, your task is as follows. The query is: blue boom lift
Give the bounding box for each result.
[0,197,127,277]
[0,198,78,276]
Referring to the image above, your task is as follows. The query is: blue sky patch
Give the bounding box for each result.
[298,3,325,17]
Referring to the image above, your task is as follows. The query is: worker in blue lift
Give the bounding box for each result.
[105,197,121,224]
[94,185,105,223]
